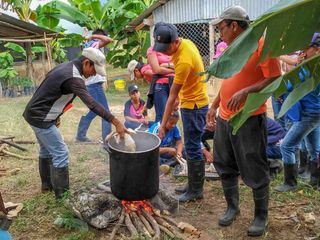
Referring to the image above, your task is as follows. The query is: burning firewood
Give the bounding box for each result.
[141,208,160,240]
[154,216,187,240]
[159,225,175,238]
[137,211,155,236]
[130,211,152,238]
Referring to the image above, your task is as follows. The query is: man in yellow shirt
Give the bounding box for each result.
[155,22,209,202]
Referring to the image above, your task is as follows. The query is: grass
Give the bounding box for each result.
[1,80,320,239]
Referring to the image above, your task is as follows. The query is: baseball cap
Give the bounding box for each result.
[128,84,139,94]
[211,6,250,26]
[82,47,106,76]
[127,60,139,81]
[310,32,320,47]
[153,22,178,52]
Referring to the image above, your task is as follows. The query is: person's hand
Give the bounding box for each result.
[206,106,217,129]
[176,150,182,158]
[166,147,177,156]
[158,125,166,139]
[203,149,213,163]
[112,118,130,138]
[227,89,248,112]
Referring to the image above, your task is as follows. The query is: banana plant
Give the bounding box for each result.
[207,0,320,133]
[0,0,36,22]
[35,0,155,68]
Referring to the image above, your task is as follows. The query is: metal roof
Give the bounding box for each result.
[0,12,56,39]
[128,0,280,28]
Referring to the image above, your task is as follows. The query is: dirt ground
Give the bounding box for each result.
[0,84,319,240]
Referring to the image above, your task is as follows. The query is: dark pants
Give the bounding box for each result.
[214,114,270,189]
[181,105,208,161]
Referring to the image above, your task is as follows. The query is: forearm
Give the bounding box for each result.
[243,76,279,94]
[90,34,113,48]
[211,91,221,109]
[161,95,176,128]
[176,140,183,154]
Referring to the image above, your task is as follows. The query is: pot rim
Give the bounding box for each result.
[107,131,161,154]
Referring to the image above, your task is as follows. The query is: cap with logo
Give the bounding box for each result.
[82,47,106,76]
[127,60,139,81]
[211,5,250,26]
[128,84,139,94]
[153,22,178,53]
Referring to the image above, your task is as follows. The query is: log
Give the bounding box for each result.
[137,211,155,236]
[141,209,160,240]
[2,150,32,160]
[162,215,179,227]
[0,139,27,151]
[11,141,35,145]
[130,212,151,238]
[154,216,186,240]
[125,212,138,237]
[159,225,175,238]
[110,209,125,240]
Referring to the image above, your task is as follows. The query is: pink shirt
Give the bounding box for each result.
[147,46,174,84]
[140,64,152,83]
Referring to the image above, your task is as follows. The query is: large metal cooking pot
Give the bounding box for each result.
[107,131,161,201]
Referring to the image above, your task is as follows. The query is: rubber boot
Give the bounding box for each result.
[175,184,188,194]
[218,178,240,226]
[76,116,92,142]
[299,151,310,181]
[39,157,53,192]
[177,160,204,202]
[248,185,269,237]
[309,161,320,189]
[298,150,308,174]
[50,166,69,199]
[274,164,297,192]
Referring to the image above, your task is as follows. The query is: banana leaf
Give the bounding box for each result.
[207,0,320,79]
[230,54,320,134]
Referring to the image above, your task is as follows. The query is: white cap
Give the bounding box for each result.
[82,47,106,76]
[127,60,139,81]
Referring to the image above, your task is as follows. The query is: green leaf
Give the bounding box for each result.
[207,0,320,79]
[4,42,26,57]
[31,46,46,53]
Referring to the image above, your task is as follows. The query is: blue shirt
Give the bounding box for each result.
[299,84,320,114]
[149,122,181,147]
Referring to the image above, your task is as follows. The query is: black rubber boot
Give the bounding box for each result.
[175,184,188,194]
[298,150,308,174]
[39,157,53,192]
[177,160,204,202]
[218,178,240,226]
[274,164,297,192]
[248,185,269,237]
[51,166,69,199]
[309,161,320,189]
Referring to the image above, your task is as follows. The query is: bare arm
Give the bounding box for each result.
[158,83,182,139]
[148,53,174,75]
[227,76,280,112]
[279,55,298,66]
[124,116,140,123]
[89,34,113,48]
[176,139,183,156]
[206,90,220,129]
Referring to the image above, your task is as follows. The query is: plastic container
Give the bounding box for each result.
[113,78,126,91]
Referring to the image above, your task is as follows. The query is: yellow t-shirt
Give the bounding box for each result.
[171,39,209,109]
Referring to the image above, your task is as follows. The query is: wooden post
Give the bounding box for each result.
[209,22,215,66]
[44,33,53,70]
[25,42,35,87]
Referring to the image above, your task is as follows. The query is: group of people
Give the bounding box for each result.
[19,5,319,238]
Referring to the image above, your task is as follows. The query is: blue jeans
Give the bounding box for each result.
[267,143,282,159]
[181,105,208,161]
[281,113,320,164]
[77,83,111,140]
[31,125,69,168]
[154,83,170,122]
[272,95,286,130]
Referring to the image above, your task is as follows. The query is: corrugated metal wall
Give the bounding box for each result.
[154,0,280,24]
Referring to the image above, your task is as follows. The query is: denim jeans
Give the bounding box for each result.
[281,113,320,164]
[272,95,286,129]
[180,105,208,161]
[153,83,170,122]
[31,125,69,168]
[267,143,282,159]
[77,83,111,140]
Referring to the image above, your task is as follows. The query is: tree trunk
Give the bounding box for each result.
[0,81,2,98]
